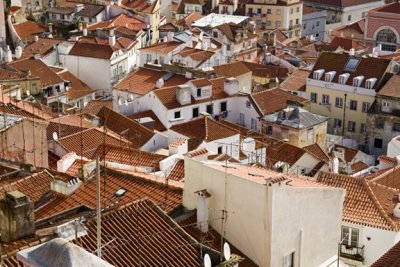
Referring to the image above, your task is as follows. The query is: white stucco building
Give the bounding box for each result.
[184,159,345,267]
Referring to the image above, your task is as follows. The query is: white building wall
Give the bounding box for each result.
[387,137,400,157]
[141,131,168,152]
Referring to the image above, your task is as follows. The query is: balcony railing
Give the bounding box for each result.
[340,244,364,262]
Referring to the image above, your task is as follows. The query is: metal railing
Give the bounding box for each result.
[340,244,364,262]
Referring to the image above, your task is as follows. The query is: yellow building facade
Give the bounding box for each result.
[245,0,302,38]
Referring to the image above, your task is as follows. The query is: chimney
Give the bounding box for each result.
[195,189,211,233]
[109,31,116,47]
[224,77,239,95]
[117,0,122,5]
[211,0,219,10]
[48,22,53,33]
[0,191,35,242]
[233,0,238,12]
[74,3,84,12]
[169,138,188,155]
[176,84,191,105]
[57,152,78,173]
[4,45,12,63]
[167,31,174,42]
[156,78,164,88]
[34,53,41,60]
[15,46,22,59]
[78,23,83,32]
[330,156,339,174]
[51,178,82,195]
[34,35,39,42]
[349,48,355,56]
[82,23,88,36]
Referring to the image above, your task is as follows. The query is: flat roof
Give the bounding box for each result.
[191,13,248,28]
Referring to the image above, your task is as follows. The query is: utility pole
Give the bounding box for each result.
[96,158,102,258]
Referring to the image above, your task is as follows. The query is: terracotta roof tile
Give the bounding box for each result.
[212,61,251,77]
[333,144,358,163]
[371,240,400,267]
[280,68,310,92]
[36,169,183,220]
[97,106,155,148]
[170,116,239,150]
[68,42,115,59]
[378,75,400,99]
[251,88,308,115]
[241,61,289,80]
[351,161,369,173]
[139,41,183,54]
[114,67,188,95]
[80,99,112,116]
[56,128,127,159]
[176,12,203,29]
[47,114,95,141]
[21,38,63,59]
[93,144,167,171]
[8,58,64,86]
[167,159,185,181]
[303,143,330,163]
[318,172,400,231]
[0,94,56,120]
[58,71,95,100]
[122,0,158,13]
[13,21,47,42]
[186,148,208,158]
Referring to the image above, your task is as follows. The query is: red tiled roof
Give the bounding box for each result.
[167,159,185,181]
[318,172,400,231]
[280,68,310,92]
[139,41,183,55]
[371,1,400,13]
[333,144,358,163]
[351,161,369,173]
[176,12,203,29]
[56,128,127,159]
[122,0,158,13]
[46,114,95,141]
[0,94,56,120]
[72,199,237,267]
[92,144,167,171]
[114,67,188,95]
[68,42,115,59]
[36,169,183,220]
[304,0,381,8]
[153,77,232,109]
[97,106,155,148]
[127,110,167,132]
[21,38,63,59]
[170,116,239,150]
[241,61,289,80]
[213,61,251,77]
[13,21,47,42]
[87,13,146,31]
[8,58,64,86]
[378,75,400,99]
[303,143,329,163]
[371,240,400,267]
[251,88,308,115]
[80,99,112,116]
[58,71,95,100]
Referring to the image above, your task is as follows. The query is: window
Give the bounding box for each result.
[207,104,213,114]
[213,31,218,38]
[341,226,359,248]
[246,100,251,108]
[303,23,307,30]
[362,102,369,113]
[360,123,366,133]
[276,21,281,27]
[266,20,272,27]
[316,20,320,27]
[248,8,253,15]
[348,121,356,132]
[284,251,295,267]
[266,125,273,135]
[296,7,300,12]
[227,45,231,51]
[296,18,299,25]
[339,73,349,84]
[257,8,261,14]
[376,28,397,52]
[310,92,317,103]
[290,8,293,14]
[345,58,361,72]
[197,88,201,97]
[334,118,342,128]
[289,20,293,27]
[349,100,357,111]
[335,97,343,108]
[251,118,257,130]
[146,54,152,62]
[174,111,181,119]
[322,94,329,105]
[375,119,384,129]
[374,138,383,148]
[393,122,400,132]
[220,102,227,112]
[348,15,351,21]
[218,146,223,154]
[192,107,199,118]
[276,9,281,15]
[267,8,271,14]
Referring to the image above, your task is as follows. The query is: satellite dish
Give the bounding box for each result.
[223,242,231,261]
[52,132,58,140]
[204,253,212,267]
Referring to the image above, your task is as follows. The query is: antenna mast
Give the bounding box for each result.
[96,157,102,258]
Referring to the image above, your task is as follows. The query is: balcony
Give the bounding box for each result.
[340,244,364,262]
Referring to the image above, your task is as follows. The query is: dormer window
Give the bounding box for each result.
[365,78,377,89]
[338,73,350,84]
[313,69,325,80]
[353,76,365,87]
[325,71,336,82]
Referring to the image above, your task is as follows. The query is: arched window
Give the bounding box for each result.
[376,29,397,52]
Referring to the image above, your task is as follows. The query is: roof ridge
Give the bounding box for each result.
[362,179,399,231]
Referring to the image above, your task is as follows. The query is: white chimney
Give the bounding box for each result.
[163,36,168,42]
[34,35,39,42]
[195,189,211,233]
[176,84,191,105]
[233,0,238,12]
[83,24,88,36]
[224,77,239,95]
[169,138,188,155]
[51,178,82,195]
[330,156,339,174]
[57,152,78,173]
[4,45,12,63]
[211,0,219,9]
[349,48,355,56]
[15,46,22,59]
[48,22,53,33]
[109,34,116,47]
[156,78,164,88]
[78,23,83,32]
[167,31,174,42]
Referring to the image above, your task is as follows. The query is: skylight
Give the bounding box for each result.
[344,58,360,72]
[115,188,127,197]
